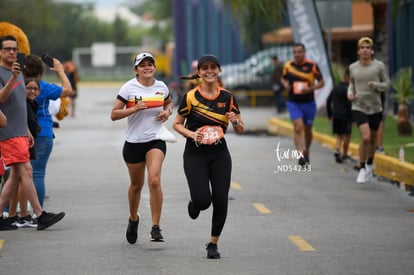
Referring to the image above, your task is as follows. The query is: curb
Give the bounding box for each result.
[268,117,414,187]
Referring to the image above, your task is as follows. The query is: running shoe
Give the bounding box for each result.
[5,216,21,227]
[19,215,38,228]
[0,216,18,230]
[206,242,221,259]
[188,200,200,220]
[365,165,373,182]
[304,153,310,164]
[298,157,307,166]
[37,211,65,230]
[126,217,139,244]
[357,168,366,184]
[150,225,164,242]
[334,150,342,163]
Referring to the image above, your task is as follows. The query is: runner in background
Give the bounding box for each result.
[281,43,325,166]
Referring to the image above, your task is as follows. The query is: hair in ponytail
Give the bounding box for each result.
[179,74,200,80]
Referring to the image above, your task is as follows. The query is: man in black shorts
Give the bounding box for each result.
[347,37,390,183]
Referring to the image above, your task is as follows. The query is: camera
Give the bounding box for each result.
[41,53,54,68]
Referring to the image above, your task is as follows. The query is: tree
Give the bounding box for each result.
[113,16,129,45]
[392,67,414,136]
[131,0,174,50]
[222,0,285,52]
[0,0,115,60]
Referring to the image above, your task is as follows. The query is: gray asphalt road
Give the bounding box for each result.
[1,84,414,275]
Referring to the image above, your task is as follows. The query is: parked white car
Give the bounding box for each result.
[221,46,293,91]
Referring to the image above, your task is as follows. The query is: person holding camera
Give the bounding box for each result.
[22,54,72,206]
[0,35,65,230]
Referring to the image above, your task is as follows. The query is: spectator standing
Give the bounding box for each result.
[23,54,72,207]
[26,77,42,160]
[0,35,65,230]
[173,54,244,259]
[7,77,41,228]
[271,56,285,113]
[327,68,352,163]
[281,43,325,166]
[347,37,391,184]
[111,52,173,244]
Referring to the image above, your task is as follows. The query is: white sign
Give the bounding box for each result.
[91,42,115,67]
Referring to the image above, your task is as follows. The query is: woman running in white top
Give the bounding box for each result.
[111,52,173,243]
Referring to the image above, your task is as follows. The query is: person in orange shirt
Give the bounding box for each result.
[281,43,325,166]
[63,60,79,118]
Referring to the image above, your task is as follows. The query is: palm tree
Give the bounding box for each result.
[392,67,414,136]
[222,0,285,52]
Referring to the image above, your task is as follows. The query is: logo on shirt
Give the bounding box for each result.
[12,79,24,90]
[217,102,226,108]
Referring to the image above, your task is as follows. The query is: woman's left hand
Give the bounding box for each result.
[226,112,238,124]
[156,110,171,123]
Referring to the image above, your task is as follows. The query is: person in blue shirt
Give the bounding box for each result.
[23,54,72,206]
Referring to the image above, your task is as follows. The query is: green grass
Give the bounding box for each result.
[312,116,414,164]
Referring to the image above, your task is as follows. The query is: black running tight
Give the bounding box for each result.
[183,140,232,237]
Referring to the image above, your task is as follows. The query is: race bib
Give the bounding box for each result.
[293,81,309,94]
[198,125,224,145]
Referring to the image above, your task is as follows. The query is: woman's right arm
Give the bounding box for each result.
[110,98,146,121]
[173,115,190,137]
[173,114,200,141]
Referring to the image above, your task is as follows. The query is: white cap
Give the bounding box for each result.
[134,52,155,66]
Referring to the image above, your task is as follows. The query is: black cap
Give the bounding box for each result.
[197,54,220,69]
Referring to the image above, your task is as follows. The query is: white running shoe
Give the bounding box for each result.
[357,168,366,184]
[365,165,373,182]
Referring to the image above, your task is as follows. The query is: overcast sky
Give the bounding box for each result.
[54,0,131,8]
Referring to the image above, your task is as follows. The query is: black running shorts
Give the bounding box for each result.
[352,111,382,131]
[123,140,166,163]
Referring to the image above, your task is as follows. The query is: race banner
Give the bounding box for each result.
[287,0,334,108]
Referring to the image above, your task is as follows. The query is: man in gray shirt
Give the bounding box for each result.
[0,35,65,230]
[347,37,390,184]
